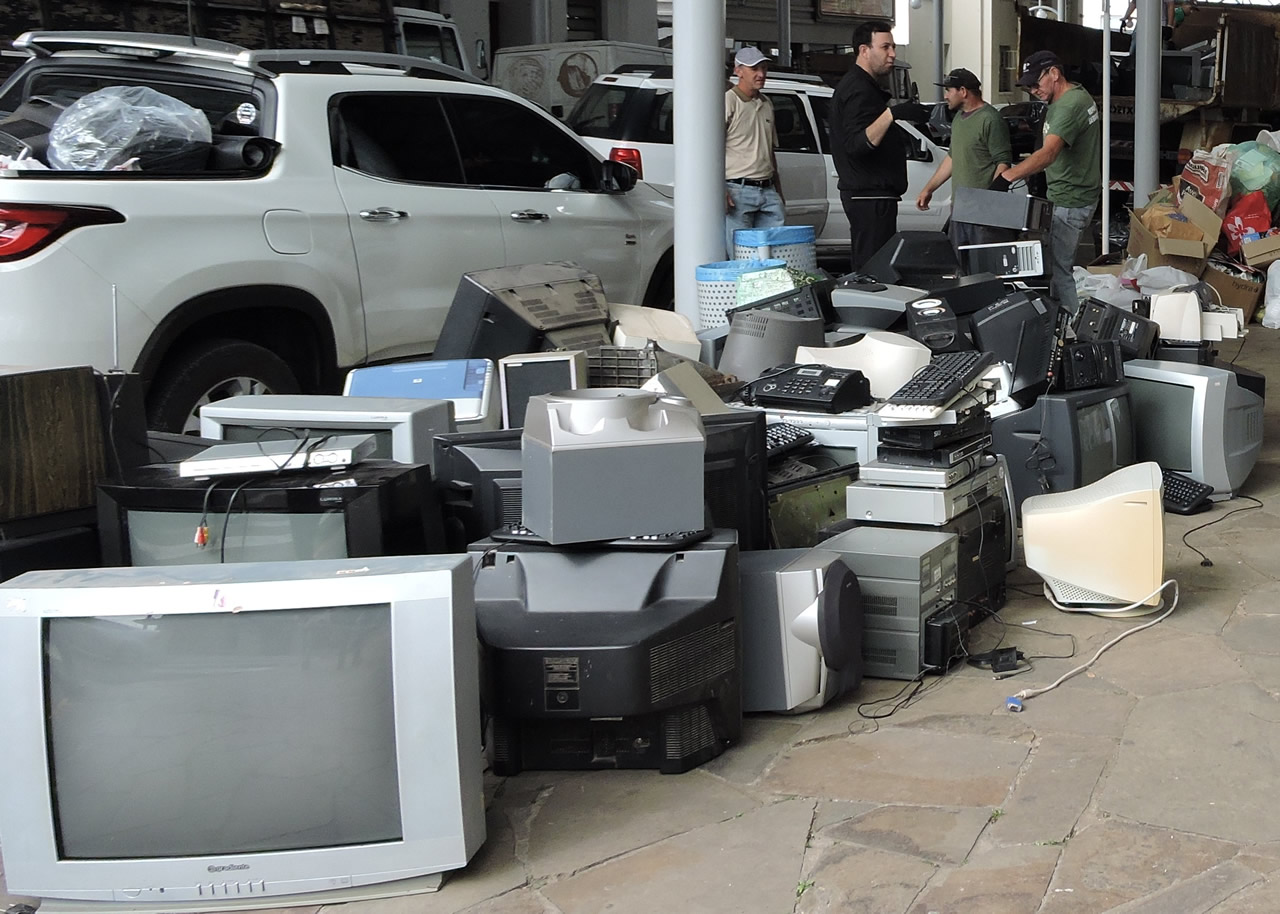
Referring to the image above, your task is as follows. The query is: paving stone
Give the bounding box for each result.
[983,733,1114,848]
[1039,818,1237,912]
[700,715,804,785]
[1223,607,1280,656]
[794,843,935,914]
[762,728,1028,807]
[1198,874,1280,912]
[1086,632,1248,697]
[524,770,756,879]
[790,677,918,743]
[822,804,992,864]
[1100,682,1280,843]
[320,807,525,914]
[541,799,812,914]
[1103,860,1262,913]
[812,800,879,833]
[1001,678,1137,737]
[907,844,1061,914]
[1236,654,1280,695]
[459,888,558,914]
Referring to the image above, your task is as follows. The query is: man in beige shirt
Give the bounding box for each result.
[725,46,785,258]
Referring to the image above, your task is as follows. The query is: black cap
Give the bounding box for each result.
[935,67,981,92]
[1017,50,1062,88]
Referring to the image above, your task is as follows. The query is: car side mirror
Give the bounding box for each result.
[600,158,639,193]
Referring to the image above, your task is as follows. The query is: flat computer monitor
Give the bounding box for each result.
[431,262,614,363]
[1023,462,1165,615]
[97,461,444,566]
[470,531,741,774]
[969,289,1057,400]
[861,231,962,287]
[1122,359,1264,498]
[198,394,453,466]
[344,359,499,432]
[989,383,1136,515]
[0,556,484,906]
[431,411,769,551]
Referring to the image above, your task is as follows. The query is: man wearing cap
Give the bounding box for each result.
[724,46,785,258]
[996,50,1101,313]
[829,20,911,272]
[915,68,1013,251]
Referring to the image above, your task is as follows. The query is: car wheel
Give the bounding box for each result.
[147,339,301,434]
[641,250,675,311]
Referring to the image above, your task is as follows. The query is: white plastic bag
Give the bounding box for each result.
[1262,260,1280,329]
[1074,267,1141,309]
[1135,265,1200,295]
[48,85,211,171]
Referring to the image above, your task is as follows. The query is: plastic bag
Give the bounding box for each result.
[1263,260,1280,329]
[1223,190,1272,255]
[48,86,211,172]
[1178,146,1236,215]
[1135,264,1200,295]
[1229,141,1280,210]
[1074,267,1141,309]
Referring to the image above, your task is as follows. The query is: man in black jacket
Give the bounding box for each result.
[830,20,909,272]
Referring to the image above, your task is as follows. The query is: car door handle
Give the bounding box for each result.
[359,208,408,222]
[510,210,550,222]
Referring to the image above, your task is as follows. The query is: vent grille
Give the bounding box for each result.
[1046,577,1124,606]
[496,479,524,527]
[662,705,716,760]
[863,646,899,664]
[733,311,770,339]
[649,621,736,703]
[863,594,899,616]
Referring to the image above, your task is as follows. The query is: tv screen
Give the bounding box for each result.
[1128,378,1196,472]
[0,557,484,906]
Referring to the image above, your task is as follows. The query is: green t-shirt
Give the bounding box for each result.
[1043,84,1102,209]
[949,103,1012,189]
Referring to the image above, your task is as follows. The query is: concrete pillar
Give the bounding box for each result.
[672,0,727,326]
[1132,0,1160,205]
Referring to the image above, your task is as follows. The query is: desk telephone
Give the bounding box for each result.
[749,364,872,414]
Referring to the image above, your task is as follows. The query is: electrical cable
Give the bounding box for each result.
[1007,580,1178,708]
[218,476,261,563]
[1180,495,1263,566]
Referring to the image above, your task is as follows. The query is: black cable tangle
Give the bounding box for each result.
[1180,494,1263,566]
[219,476,261,563]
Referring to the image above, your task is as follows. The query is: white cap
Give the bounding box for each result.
[734,46,770,68]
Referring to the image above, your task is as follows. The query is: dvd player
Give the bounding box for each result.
[846,463,1002,526]
[179,434,377,478]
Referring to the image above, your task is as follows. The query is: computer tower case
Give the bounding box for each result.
[862,231,962,287]
[432,262,613,362]
[738,548,863,713]
[471,531,741,774]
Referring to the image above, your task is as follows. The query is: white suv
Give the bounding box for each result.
[0,32,675,431]
[566,69,950,258]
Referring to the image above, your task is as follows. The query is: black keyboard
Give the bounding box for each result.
[1162,469,1214,515]
[765,422,815,461]
[881,350,995,418]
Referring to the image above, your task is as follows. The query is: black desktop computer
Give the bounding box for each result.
[862,231,962,287]
[471,530,741,774]
[431,262,613,362]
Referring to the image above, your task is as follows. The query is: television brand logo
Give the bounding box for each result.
[207,863,251,873]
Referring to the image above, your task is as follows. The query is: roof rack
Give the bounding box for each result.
[610,64,673,78]
[11,31,483,83]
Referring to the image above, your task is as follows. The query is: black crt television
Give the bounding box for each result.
[431,411,770,551]
[989,383,1136,517]
[97,461,444,566]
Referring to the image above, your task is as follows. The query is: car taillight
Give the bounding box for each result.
[0,204,124,262]
[610,147,643,178]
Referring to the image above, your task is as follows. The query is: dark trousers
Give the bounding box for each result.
[841,194,897,274]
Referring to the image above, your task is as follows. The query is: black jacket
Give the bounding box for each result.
[829,65,908,199]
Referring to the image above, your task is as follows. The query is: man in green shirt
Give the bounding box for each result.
[997,50,1102,314]
[915,68,1013,251]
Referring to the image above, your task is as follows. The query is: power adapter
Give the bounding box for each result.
[991,646,1020,673]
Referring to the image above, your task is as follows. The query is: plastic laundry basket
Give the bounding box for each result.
[733,226,818,273]
[695,258,786,328]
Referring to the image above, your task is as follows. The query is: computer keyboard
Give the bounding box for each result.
[878,350,995,420]
[765,422,816,461]
[1162,469,1214,515]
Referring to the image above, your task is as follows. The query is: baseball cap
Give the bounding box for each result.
[734,46,771,68]
[1017,50,1062,88]
[935,68,981,92]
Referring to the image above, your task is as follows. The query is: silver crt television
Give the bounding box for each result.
[0,556,484,907]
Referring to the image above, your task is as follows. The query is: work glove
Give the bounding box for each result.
[988,174,1012,193]
[889,102,930,124]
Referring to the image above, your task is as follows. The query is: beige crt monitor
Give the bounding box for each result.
[1021,461,1165,616]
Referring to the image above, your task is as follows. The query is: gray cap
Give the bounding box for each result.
[734,46,771,68]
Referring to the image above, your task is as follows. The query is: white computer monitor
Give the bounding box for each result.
[0,556,484,907]
[344,359,498,431]
[1148,291,1203,343]
[1122,359,1263,499]
[199,394,453,466]
[1022,461,1165,616]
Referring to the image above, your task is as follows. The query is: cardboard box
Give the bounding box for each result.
[1201,261,1265,324]
[1125,191,1223,278]
[1241,234,1280,269]
[1086,253,1127,276]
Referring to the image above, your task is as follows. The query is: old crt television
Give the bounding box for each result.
[989,384,1135,515]
[198,394,453,466]
[432,411,769,551]
[0,556,484,906]
[431,262,614,362]
[469,531,741,774]
[98,461,444,566]
[1022,462,1166,615]
[1123,360,1264,499]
